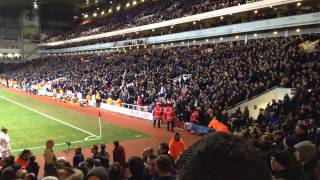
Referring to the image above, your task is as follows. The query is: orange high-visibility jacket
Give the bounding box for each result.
[169,138,187,160]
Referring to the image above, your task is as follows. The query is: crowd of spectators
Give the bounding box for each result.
[43,0,320,42]
[3,34,320,122]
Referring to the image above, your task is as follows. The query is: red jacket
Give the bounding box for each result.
[190,110,199,124]
[153,104,163,120]
[164,106,175,122]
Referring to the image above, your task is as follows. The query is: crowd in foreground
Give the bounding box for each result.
[1,126,320,180]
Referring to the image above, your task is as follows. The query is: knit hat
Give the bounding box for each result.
[283,136,297,148]
[294,141,316,161]
[271,150,290,168]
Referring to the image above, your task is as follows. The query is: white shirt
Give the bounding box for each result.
[0,132,11,158]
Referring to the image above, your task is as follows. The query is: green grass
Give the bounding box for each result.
[0,88,147,155]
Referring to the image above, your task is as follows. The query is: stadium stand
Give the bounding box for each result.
[43,0,319,43]
[0,0,320,179]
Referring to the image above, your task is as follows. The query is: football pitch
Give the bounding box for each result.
[0,88,147,155]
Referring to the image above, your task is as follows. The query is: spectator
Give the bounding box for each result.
[26,156,40,178]
[15,149,31,170]
[73,147,85,168]
[100,144,110,169]
[147,153,158,180]
[154,155,175,180]
[87,166,109,180]
[43,139,58,177]
[113,141,126,167]
[271,150,299,180]
[294,141,320,180]
[128,156,146,180]
[108,163,124,180]
[176,132,271,180]
[157,143,169,156]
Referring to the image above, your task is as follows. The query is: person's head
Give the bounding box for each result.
[155,155,172,177]
[294,141,316,162]
[3,155,15,167]
[271,150,290,172]
[29,156,36,163]
[174,133,180,142]
[142,147,155,162]
[283,136,297,151]
[91,145,99,154]
[296,124,307,135]
[108,163,123,180]
[58,167,75,180]
[1,127,8,134]
[158,143,169,155]
[272,130,284,142]
[19,149,31,160]
[113,141,119,148]
[147,153,158,176]
[87,166,109,180]
[46,139,54,149]
[128,156,145,177]
[75,147,82,154]
[1,166,16,180]
[176,132,271,180]
[24,173,37,180]
[100,144,106,151]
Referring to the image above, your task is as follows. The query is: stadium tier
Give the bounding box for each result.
[0,0,320,179]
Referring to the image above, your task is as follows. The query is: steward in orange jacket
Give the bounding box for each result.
[169,133,187,160]
[208,117,230,134]
[164,104,175,132]
[152,103,163,128]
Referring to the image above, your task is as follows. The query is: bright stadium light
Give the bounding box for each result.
[84,14,89,18]
[93,12,97,17]
[116,5,120,11]
[254,10,258,14]
[273,31,278,35]
[0,53,3,57]
[236,35,239,39]
[101,11,105,15]
[297,2,301,6]
[141,0,144,2]
[7,53,13,58]
[108,8,113,13]
[220,37,224,40]
[126,2,130,7]
[220,16,224,20]
[296,28,301,33]
[133,1,137,6]
[254,33,258,37]
[33,0,38,9]
[206,39,209,42]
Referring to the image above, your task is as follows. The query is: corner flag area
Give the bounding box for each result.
[0,88,146,155]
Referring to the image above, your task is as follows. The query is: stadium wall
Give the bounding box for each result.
[227,88,295,119]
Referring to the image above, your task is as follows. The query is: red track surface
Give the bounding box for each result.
[1,87,201,176]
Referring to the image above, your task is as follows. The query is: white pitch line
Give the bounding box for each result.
[0,95,99,138]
